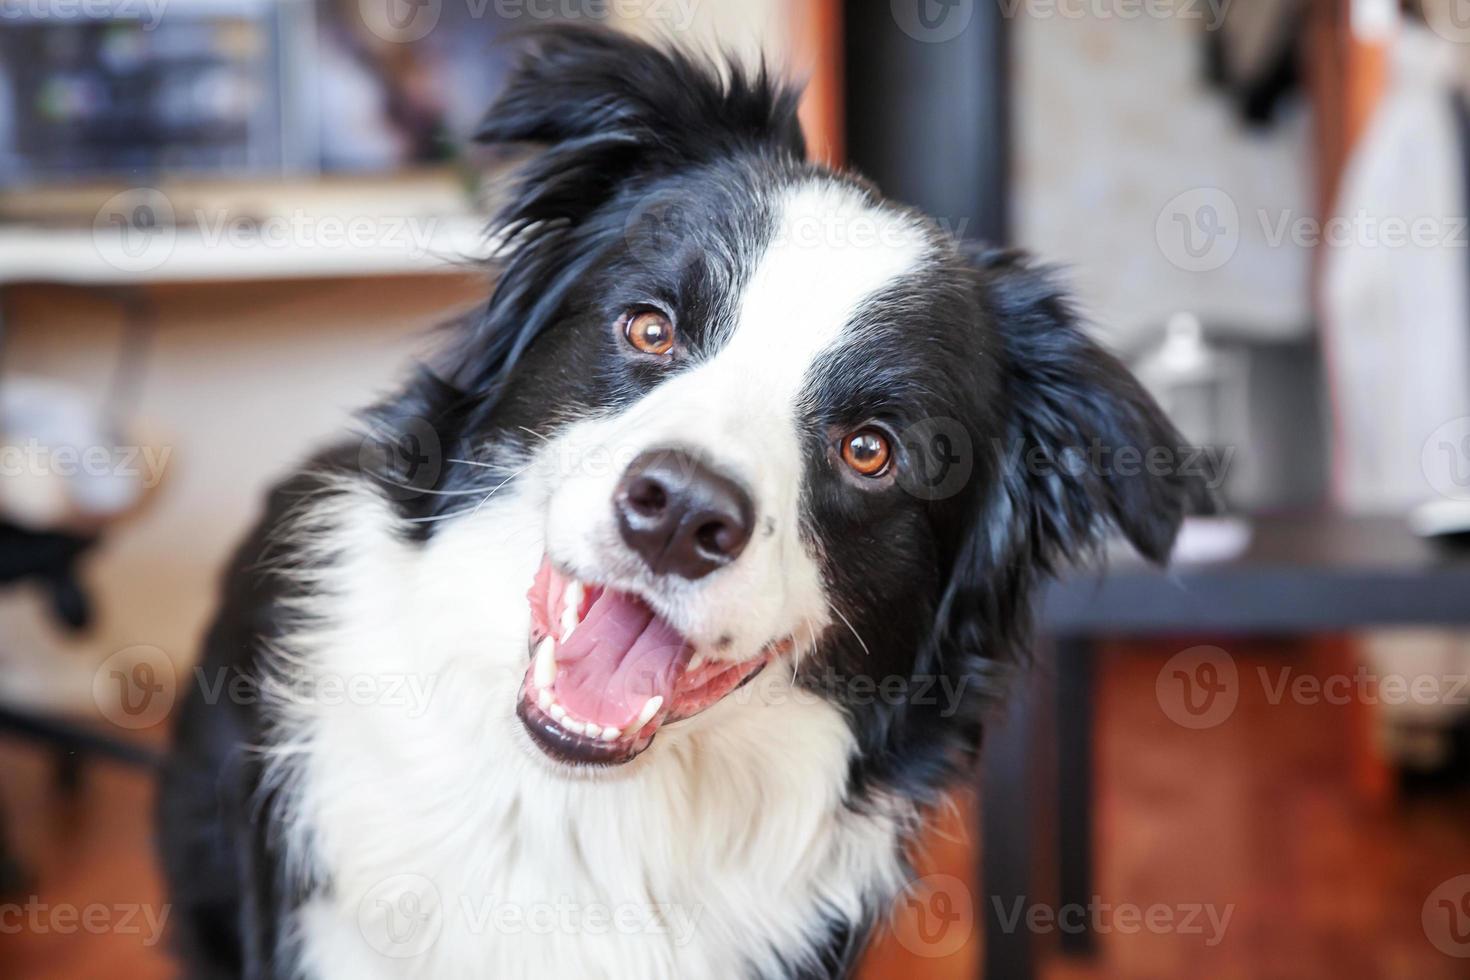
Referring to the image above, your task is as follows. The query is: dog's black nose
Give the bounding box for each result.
[615,449,754,580]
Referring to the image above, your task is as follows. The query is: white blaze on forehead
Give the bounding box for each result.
[714,181,931,402]
[536,180,933,654]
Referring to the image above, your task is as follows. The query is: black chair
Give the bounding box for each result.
[0,520,160,895]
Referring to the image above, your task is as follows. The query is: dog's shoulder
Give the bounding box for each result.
[158,443,363,977]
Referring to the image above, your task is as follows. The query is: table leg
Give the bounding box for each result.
[980,650,1052,980]
[1056,635,1097,955]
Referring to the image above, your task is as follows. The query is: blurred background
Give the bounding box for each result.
[3,1,1470,978]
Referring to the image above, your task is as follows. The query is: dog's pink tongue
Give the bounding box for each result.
[551,589,690,730]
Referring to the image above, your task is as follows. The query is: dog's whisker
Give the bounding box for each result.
[369,474,514,497]
[447,457,501,469]
[831,606,870,659]
[472,463,534,516]
[517,425,553,444]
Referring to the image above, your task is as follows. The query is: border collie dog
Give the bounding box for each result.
[160,26,1207,980]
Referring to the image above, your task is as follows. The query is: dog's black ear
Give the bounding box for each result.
[476,25,806,234]
[443,26,805,404]
[977,247,1215,572]
[927,250,1215,694]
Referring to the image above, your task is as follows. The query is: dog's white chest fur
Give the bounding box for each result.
[270,487,907,980]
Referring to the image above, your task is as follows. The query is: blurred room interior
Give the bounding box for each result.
[3,1,1470,978]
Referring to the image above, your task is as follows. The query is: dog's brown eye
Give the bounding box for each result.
[624,310,675,355]
[841,429,891,477]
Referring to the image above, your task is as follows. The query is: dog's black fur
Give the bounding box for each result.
[159,26,1211,980]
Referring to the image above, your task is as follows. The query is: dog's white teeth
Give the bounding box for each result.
[583,722,603,740]
[560,581,585,639]
[550,703,567,722]
[534,637,557,691]
[634,696,663,730]
[563,717,586,737]
[537,689,552,712]
[600,726,621,742]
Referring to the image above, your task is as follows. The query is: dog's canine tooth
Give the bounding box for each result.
[534,636,557,690]
[560,580,584,639]
[634,696,663,730]
[537,689,552,712]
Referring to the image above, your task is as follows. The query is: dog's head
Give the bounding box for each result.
[383,27,1210,779]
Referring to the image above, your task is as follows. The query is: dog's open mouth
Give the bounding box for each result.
[517,557,780,766]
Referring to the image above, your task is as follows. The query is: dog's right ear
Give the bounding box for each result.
[475,25,806,234]
[440,26,805,404]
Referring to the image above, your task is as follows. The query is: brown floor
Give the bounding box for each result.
[2,639,1469,979]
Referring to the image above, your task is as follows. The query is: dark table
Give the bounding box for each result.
[978,513,1470,980]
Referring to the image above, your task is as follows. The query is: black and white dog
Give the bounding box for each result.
[160,26,1208,980]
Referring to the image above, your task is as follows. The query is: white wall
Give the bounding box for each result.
[1013,13,1315,349]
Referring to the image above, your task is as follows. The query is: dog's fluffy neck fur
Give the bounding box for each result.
[268,480,912,979]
